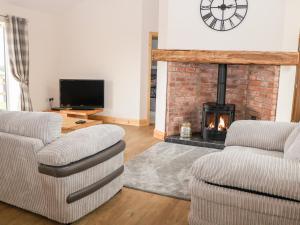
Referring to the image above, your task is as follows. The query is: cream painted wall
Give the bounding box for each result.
[0,0,59,111]
[56,0,142,119]
[166,0,286,51]
[155,0,300,132]
[1,0,298,126]
[0,0,159,120]
[57,0,158,120]
[139,0,159,119]
[155,0,169,132]
[276,0,300,122]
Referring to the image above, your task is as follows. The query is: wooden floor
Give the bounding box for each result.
[0,125,190,225]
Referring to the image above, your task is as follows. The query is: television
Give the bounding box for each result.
[60,79,104,109]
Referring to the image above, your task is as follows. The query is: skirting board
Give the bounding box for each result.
[92,115,149,127]
[153,129,166,140]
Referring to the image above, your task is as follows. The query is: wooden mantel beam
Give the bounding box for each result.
[152,49,299,66]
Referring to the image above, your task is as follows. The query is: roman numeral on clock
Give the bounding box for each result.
[234,13,244,20]
[236,5,247,9]
[203,13,213,21]
[209,18,217,29]
[201,5,210,10]
[229,18,235,27]
[220,20,225,31]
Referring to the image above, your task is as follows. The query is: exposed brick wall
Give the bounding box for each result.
[246,65,280,121]
[166,62,280,136]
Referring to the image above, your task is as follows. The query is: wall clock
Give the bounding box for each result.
[200,0,248,31]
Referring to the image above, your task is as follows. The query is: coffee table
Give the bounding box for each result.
[47,109,104,133]
[62,117,103,133]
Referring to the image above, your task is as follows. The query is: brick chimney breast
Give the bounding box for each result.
[166,62,280,136]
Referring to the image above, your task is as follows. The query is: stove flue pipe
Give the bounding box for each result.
[217,64,227,105]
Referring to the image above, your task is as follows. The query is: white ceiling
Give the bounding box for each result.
[2,0,83,14]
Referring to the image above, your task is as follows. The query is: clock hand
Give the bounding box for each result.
[210,5,228,9]
[210,4,238,10]
[226,4,236,8]
[222,9,224,20]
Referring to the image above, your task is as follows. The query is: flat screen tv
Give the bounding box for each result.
[60,79,104,109]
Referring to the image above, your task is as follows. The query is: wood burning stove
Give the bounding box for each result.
[202,64,235,141]
[202,103,235,141]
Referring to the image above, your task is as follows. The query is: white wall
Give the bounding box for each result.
[155,0,300,132]
[163,0,289,51]
[0,0,59,111]
[139,0,159,119]
[57,0,158,120]
[1,0,297,125]
[276,0,300,122]
[0,0,159,120]
[155,0,169,132]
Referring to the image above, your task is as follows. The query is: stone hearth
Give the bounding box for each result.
[166,62,280,137]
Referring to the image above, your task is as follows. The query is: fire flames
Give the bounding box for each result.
[218,116,226,131]
[208,116,227,131]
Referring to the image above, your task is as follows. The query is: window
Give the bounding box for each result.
[0,23,6,110]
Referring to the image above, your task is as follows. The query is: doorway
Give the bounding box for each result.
[147,32,158,125]
[292,35,300,122]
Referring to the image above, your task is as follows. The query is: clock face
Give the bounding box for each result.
[200,0,248,31]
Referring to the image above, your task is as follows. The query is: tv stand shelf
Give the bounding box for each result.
[60,109,103,119]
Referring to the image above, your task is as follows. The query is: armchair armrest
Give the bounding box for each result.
[191,150,300,202]
[225,120,297,152]
[37,125,125,166]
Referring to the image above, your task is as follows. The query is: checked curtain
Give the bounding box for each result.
[6,16,32,111]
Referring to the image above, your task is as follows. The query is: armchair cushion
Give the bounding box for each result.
[224,146,283,158]
[191,150,300,202]
[37,124,125,166]
[284,125,300,152]
[284,132,300,161]
[225,120,297,152]
[0,111,62,144]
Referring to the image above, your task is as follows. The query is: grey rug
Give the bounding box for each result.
[124,142,219,200]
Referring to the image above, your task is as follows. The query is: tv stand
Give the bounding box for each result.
[69,107,98,110]
[60,108,103,119]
